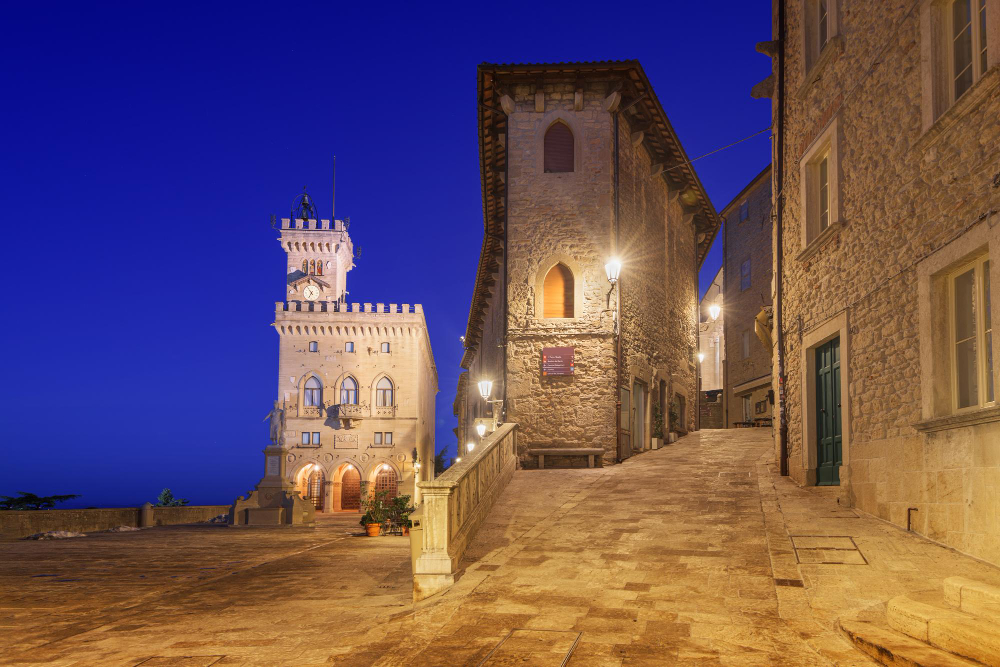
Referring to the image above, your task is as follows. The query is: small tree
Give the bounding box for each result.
[652,402,665,439]
[0,491,80,511]
[154,488,189,507]
[434,447,451,475]
[358,481,390,526]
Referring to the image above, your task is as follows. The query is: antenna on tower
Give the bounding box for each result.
[331,155,336,221]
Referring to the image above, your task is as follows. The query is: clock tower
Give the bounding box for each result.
[279,189,355,306]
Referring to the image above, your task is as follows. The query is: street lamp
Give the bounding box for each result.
[697,352,705,363]
[475,423,486,437]
[477,379,504,430]
[467,441,476,453]
[708,303,721,321]
[477,380,493,400]
[605,258,622,284]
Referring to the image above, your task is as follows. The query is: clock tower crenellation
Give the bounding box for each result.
[279,216,354,305]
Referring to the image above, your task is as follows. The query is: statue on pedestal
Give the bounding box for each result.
[263,400,285,446]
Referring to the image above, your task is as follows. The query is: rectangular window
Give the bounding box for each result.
[741,259,751,291]
[743,396,752,421]
[951,0,989,102]
[818,155,830,232]
[951,256,994,411]
[384,432,393,445]
[308,341,318,352]
[312,432,320,445]
[302,432,311,445]
[381,342,390,353]
[818,0,829,50]
[739,201,749,222]
[742,331,751,359]
[374,432,382,445]
[345,342,355,353]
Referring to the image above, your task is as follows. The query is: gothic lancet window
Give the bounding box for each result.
[340,377,358,405]
[304,376,322,407]
[302,260,308,274]
[376,377,394,407]
[543,122,574,173]
[543,263,574,318]
[316,261,323,276]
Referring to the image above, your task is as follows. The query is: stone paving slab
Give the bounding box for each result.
[4,430,1000,665]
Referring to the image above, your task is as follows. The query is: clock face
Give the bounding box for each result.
[303,285,320,301]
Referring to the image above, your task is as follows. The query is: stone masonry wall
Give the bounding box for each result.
[617,112,699,438]
[723,169,773,426]
[504,79,619,465]
[775,0,1000,564]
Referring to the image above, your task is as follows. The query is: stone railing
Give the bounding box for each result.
[412,422,517,601]
[0,505,231,539]
[374,405,396,418]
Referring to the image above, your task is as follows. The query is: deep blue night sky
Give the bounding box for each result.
[0,3,771,507]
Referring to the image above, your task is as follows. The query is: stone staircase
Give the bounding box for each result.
[841,577,1000,666]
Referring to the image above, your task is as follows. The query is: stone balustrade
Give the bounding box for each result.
[412,422,518,601]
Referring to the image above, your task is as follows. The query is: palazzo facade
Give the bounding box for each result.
[271,196,437,511]
[457,61,721,466]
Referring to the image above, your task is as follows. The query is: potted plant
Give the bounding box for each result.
[651,403,664,449]
[389,494,416,536]
[358,482,389,537]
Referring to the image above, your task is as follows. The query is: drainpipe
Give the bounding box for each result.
[775,0,790,476]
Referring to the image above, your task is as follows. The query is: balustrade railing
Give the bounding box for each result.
[411,422,517,601]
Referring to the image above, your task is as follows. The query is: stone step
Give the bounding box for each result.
[840,620,980,667]
[887,595,1000,666]
[945,577,1000,625]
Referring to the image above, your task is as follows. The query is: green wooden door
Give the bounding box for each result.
[816,338,842,485]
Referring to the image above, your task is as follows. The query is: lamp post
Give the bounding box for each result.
[605,258,622,460]
[476,379,503,434]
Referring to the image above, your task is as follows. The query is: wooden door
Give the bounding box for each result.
[341,468,361,511]
[632,381,646,453]
[816,338,842,485]
[619,387,631,460]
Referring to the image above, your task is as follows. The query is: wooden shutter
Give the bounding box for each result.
[544,123,574,173]
[543,264,574,318]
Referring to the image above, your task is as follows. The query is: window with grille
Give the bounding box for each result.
[543,122,574,173]
[374,467,398,497]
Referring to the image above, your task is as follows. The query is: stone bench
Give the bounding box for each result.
[527,448,604,469]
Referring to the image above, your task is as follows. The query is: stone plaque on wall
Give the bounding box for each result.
[335,433,359,449]
[266,456,280,476]
[542,347,575,376]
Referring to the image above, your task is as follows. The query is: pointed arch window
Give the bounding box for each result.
[304,376,323,407]
[543,263,574,318]
[309,259,316,275]
[316,261,323,276]
[302,260,308,274]
[376,377,394,407]
[340,377,358,405]
[544,122,574,173]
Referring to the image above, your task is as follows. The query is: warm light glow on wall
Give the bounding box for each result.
[476,423,486,437]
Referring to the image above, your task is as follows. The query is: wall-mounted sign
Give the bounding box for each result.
[542,347,575,376]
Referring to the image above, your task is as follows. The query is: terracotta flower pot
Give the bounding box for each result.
[403,526,410,536]
[365,523,381,537]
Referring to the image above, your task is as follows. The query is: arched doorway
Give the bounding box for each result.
[296,464,326,512]
[373,464,398,498]
[341,466,361,511]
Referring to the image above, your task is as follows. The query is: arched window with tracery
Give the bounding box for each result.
[543,263,574,318]
[303,376,322,407]
[544,122,574,173]
[376,377,394,407]
[340,377,358,405]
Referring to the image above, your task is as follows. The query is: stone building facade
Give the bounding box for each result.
[765,0,1000,564]
[699,267,725,429]
[457,61,720,466]
[271,203,437,512]
[721,165,774,428]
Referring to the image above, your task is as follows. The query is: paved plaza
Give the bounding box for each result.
[3,429,1000,665]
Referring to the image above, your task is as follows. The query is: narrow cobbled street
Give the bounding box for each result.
[4,429,999,665]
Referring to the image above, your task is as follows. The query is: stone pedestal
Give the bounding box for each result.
[228,445,315,527]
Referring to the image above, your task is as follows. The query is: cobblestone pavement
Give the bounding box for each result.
[4,429,1000,666]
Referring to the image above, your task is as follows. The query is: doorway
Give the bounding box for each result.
[297,465,326,511]
[619,386,631,460]
[341,466,361,511]
[815,337,842,485]
[631,380,646,453]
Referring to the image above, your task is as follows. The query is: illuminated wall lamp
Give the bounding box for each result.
[709,303,721,320]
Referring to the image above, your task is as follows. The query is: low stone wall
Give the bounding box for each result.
[0,505,231,539]
[412,422,518,601]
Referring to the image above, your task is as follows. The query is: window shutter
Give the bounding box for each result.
[544,123,574,173]
[543,264,574,318]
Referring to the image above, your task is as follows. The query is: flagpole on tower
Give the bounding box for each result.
[331,155,336,221]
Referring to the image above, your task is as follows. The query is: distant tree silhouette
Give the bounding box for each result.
[0,491,80,510]
[154,488,189,506]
